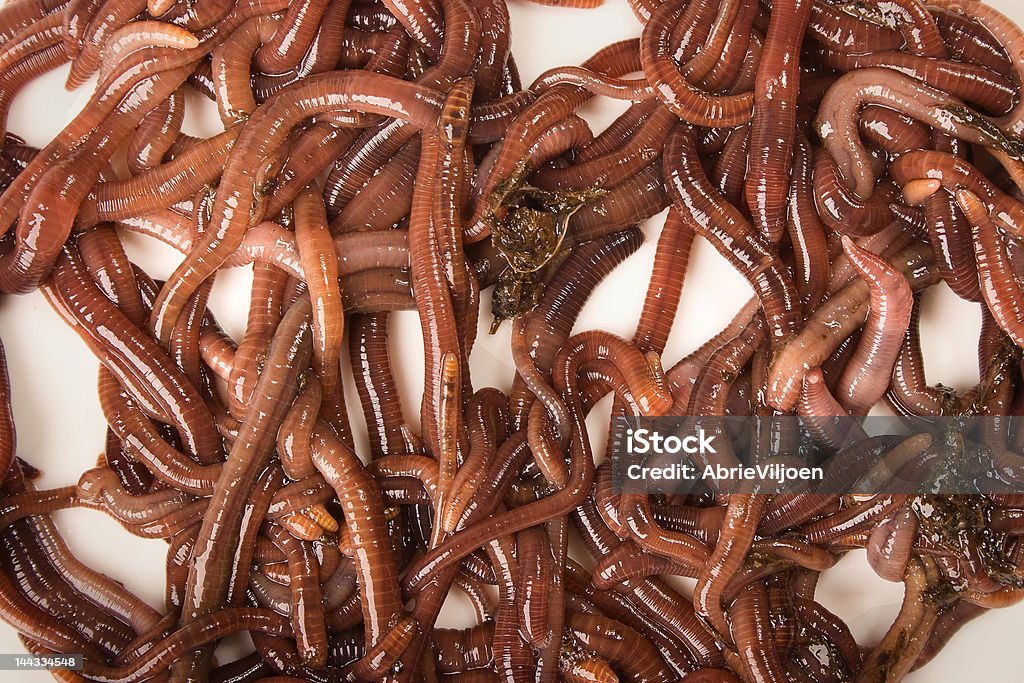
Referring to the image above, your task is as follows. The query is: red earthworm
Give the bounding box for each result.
[210,653,272,683]
[276,379,322,480]
[568,165,669,242]
[487,533,533,681]
[77,466,193,523]
[567,611,674,683]
[433,79,479,370]
[0,14,65,130]
[806,1,905,54]
[226,466,284,606]
[665,298,760,413]
[531,66,653,101]
[0,530,105,659]
[575,100,659,162]
[0,487,78,529]
[406,86,466,473]
[816,68,1005,199]
[514,525,553,648]
[2,519,132,658]
[698,0,759,93]
[859,557,951,682]
[402,334,622,593]
[803,493,909,545]
[640,0,752,127]
[310,422,402,646]
[252,0,333,74]
[263,523,327,668]
[923,186,983,302]
[331,139,419,233]
[453,574,495,622]
[929,0,1024,135]
[229,262,287,414]
[694,495,766,639]
[728,581,789,683]
[834,236,914,415]
[465,39,642,241]
[797,368,863,450]
[812,46,1015,115]
[82,609,292,682]
[441,389,508,533]
[264,124,363,219]
[711,124,749,208]
[468,0,510,100]
[126,90,184,173]
[349,312,409,459]
[766,243,938,411]
[469,113,592,213]
[294,185,344,398]
[866,504,918,582]
[65,0,146,87]
[593,541,698,589]
[50,246,222,463]
[633,209,695,356]
[786,135,830,311]
[911,600,988,671]
[871,0,948,57]
[1,0,65,46]
[434,622,495,673]
[745,0,813,243]
[532,106,677,192]
[81,129,239,229]
[686,314,766,417]
[77,223,147,327]
[565,557,699,676]
[147,72,446,347]
[97,370,221,494]
[959,189,1024,348]
[98,21,200,82]
[814,151,899,237]
[932,5,1012,74]
[323,121,419,216]
[859,104,932,156]
[664,125,800,345]
[210,14,280,124]
[175,296,312,679]
[0,340,13,481]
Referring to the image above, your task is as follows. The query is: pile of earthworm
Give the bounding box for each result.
[4,0,1024,680]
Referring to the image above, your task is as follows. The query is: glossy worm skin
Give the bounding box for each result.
[3,0,1024,679]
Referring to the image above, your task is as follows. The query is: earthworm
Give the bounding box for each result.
[745,0,813,243]
[50,245,223,463]
[640,0,752,127]
[174,296,313,679]
[959,189,1024,348]
[664,125,800,345]
[633,209,694,356]
[294,185,344,398]
[834,236,914,415]
[567,611,674,683]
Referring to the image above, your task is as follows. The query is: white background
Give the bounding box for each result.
[1,0,1023,680]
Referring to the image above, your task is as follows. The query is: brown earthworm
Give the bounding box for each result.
[834,236,914,415]
[959,189,1024,348]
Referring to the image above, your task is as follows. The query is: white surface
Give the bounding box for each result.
[1,0,1024,680]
